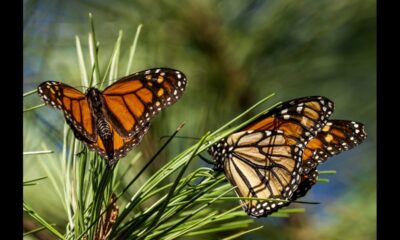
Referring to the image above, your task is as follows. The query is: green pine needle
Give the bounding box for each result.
[23,202,65,239]
[23,103,45,112]
[317,178,330,183]
[125,24,143,75]
[23,89,38,97]
[23,225,56,236]
[222,226,264,240]
[23,150,53,155]
[319,170,337,174]
[23,176,47,186]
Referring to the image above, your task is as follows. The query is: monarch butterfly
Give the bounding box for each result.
[38,68,187,166]
[208,96,366,217]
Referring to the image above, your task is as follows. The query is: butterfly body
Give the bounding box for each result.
[208,96,366,217]
[83,87,115,162]
[38,68,187,166]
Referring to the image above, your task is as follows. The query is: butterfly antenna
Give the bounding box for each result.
[198,154,215,165]
[75,145,87,157]
[291,200,320,205]
[91,81,106,88]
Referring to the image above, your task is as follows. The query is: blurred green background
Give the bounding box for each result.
[23,0,376,239]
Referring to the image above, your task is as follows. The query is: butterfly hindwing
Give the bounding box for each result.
[290,169,318,201]
[37,81,96,142]
[220,129,304,217]
[88,124,150,165]
[102,68,187,139]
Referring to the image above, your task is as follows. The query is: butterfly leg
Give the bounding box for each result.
[198,154,215,165]
[75,146,87,157]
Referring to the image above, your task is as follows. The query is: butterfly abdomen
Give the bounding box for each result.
[86,88,116,163]
[96,118,112,138]
[86,88,112,138]
[95,117,115,164]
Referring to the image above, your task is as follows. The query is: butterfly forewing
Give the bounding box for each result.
[243,96,334,140]
[102,68,187,138]
[302,120,367,173]
[286,120,367,204]
[37,81,97,142]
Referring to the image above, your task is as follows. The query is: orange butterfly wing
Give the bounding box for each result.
[87,124,150,165]
[290,120,367,201]
[243,96,334,140]
[102,68,187,139]
[37,81,96,142]
[301,120,367,174]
